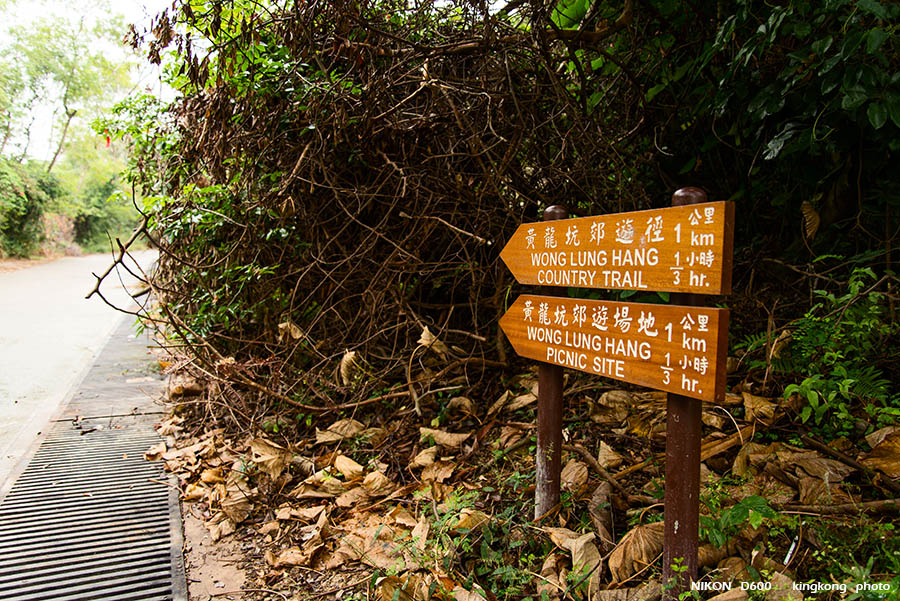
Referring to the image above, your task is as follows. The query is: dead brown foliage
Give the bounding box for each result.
[122,0,653,423]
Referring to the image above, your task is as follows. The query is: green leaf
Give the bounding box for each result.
[678,156,697,174]
[840,30,866,59]
[841,86,868,110]
[748,510,764,529]
[888,94,900,127]
[646,82,667,102]
[856,0,889,19]
[551,0,589,29]
[811,35,833,56]
[793,22,812,39]
[867,29,890,54]
[868,102,888,129]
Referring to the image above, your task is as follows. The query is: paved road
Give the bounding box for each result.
[0,251,157,485]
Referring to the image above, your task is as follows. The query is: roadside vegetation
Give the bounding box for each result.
[0,2,142,258]
[41,0,900,598]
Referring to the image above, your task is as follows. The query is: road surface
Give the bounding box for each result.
[0,251,158,485]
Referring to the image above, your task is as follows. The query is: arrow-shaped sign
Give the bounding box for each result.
[499,294,729,402]
[499,201,734,295]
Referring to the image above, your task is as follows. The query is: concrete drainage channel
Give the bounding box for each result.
[0,318,187,601]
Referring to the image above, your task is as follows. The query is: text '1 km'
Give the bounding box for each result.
[500,201,735,295]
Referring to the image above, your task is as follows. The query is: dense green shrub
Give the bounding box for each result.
[71,183,141,252]
[0,159,59,257]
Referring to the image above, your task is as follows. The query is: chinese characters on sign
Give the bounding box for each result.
[500,202,734,294]
[500,295,729,402]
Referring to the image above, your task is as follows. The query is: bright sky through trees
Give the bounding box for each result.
[1,0,172,161]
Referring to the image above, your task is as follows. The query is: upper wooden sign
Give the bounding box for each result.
[499,294,729,402]
[500,201,735,295]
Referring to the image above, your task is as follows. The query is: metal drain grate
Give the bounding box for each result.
[0,319,185,601]
[0,421,181,601]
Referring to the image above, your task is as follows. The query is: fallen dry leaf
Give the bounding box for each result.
[316,419,365,445]
[486,390,511,418]
[360,427,389,447]
[276,504,293,520]
[588,390,631,424]
[277,320,304,341]
[866,426,899,449]
[733,474,796,506]
[291,483,337,499]
[766,571,802,600]
[861,430,900,479]
[388,506,418,528]
[411,515,430,551]
[507,392,537,412]
[451,586,487,601]
[594,581,662,600]
[410,446,438,469]
[330,518,405,570]
[498,426,523,449]
[259,520,280,536]
[601,390,633,406]
[292,505,327,522]
[200,467,225,484]
[597,441,624,469]
[274,546,317,567]
[305,469,347,496]
[733,442,772,477]
[334,454,365,480]
[336,486,371,508]
[544,527,580,550]
[375,574,429,601]
[421,461,455,483]
[182,482,206,502]
[702,410,728,430]
[538,553,566,599]
[221,474,254,523]
[339,350,361,386]
[419,427,470,448]
[608,521,665,583]
[144,442,166,461]
[168,375,204,398]
[362,471,395,496]
[570,532,602,599]
[561,459,588,493]
[418,326,450,358]
[589,482,614,554]
[207,512,236,541]
[249,438,292,479]
[717,556,750,582]
[453,509,490,532]
[447,396,476,415]
[743,392,775,424]
[797,476,852,505]
[792,455,856,481]
[156,415,184,437]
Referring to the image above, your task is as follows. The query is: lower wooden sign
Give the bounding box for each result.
[499,294,729,402]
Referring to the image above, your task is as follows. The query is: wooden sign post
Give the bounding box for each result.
[499,190,734,598]
[536,206,568,521]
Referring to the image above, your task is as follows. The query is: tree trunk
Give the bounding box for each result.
[15,114,36,163]
[46,108,76,173]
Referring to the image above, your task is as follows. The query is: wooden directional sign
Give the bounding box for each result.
[499,294,729,402]
[500,201,734,295]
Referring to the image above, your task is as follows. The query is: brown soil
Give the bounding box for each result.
[0,255,59,273]
[183,504,248,600]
